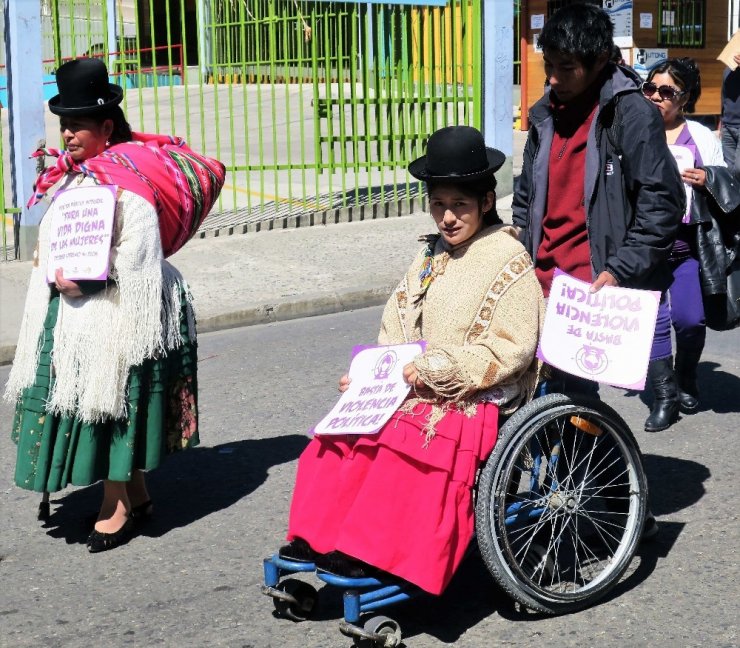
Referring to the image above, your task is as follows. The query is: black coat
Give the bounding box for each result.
[513,64,685,292]
[693,165,740,296]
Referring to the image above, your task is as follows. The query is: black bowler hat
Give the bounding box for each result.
[48,58,124,116]
[408,126,505,182]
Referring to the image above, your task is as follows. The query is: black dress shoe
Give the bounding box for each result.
[129,500,153,526]
[87,518,134,553]
[278,538,318,562]
[315,551,375,578]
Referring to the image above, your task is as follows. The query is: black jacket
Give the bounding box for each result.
[513,64,685,291]
[693,165,740,296]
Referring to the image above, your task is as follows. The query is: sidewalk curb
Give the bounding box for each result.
[0,285,395,367]
[197,285,394,335]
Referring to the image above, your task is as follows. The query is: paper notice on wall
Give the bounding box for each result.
[531,14,545,29]
[639,13,653,29]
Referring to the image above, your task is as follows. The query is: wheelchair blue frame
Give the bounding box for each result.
[263,554,421,625]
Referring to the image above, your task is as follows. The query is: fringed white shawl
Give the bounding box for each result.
[4,177,196,423]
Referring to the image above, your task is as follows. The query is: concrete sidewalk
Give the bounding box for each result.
[0,197,515,365]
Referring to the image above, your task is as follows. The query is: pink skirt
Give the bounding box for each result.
[287,401,499,595]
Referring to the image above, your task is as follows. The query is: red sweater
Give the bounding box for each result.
[535,94,599,296]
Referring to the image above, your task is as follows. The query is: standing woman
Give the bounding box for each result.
[640,58,730,429]
[4,58,222,552]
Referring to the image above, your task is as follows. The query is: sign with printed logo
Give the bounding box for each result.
[46,185,117,283]
[633,48,668,79]
[603,0,633,48]
[537,270,660,390]
[312,342,426,435]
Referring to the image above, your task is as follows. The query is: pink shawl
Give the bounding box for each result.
[29,132,226,257]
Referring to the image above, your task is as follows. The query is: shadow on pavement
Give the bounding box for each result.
[621,359,739,415]
[359,452,709,641]
[643,452,710,516]
[40,434,308,544]
[696,361,740,414]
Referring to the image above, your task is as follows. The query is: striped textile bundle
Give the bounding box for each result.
[29,133,226,257]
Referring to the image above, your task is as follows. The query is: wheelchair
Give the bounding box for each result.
[261,392,648,647]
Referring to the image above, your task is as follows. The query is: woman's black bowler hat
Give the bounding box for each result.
[48,58,124,116]
[408,126,505,182]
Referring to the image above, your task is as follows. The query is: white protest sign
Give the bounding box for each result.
[312,342,425,435]
[537,271,660,390]
[46,185,117,283]
[668,144,695,223]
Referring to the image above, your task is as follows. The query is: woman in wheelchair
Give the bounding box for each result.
[279,126,545,595]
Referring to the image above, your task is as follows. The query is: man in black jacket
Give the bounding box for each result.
[513,3,684,428]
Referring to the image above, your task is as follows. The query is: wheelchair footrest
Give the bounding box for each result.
[261,584,298,605]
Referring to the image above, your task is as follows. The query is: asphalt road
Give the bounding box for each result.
[1,308,738,647]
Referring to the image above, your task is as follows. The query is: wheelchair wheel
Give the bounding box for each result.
[272,578,318,621]
[476,393,648,615]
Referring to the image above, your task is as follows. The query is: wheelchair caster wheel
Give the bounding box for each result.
[272,578,317,621]
[353,615,402,647]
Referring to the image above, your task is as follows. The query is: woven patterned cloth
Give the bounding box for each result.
[29,132,225,257]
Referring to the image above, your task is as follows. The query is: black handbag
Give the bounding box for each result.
[698,167,740,331]
[703,251,740,330]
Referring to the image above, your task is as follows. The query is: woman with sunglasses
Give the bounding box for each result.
[639,58,735,429]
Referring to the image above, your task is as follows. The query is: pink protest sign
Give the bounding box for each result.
[46,185,117,283]
[312,342,426,436]
[537,270,660,390]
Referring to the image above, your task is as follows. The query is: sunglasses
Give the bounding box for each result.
[641,82,685,101]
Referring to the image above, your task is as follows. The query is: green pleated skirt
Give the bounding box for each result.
[11,291,199,493]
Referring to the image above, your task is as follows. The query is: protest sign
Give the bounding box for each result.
[537,270,660,390]
[312,342,425,436]
[46,185,117,283]
[668,144,695,223]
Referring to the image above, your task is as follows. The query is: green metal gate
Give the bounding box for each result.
[203,0,482,223]
[3,0,481,251]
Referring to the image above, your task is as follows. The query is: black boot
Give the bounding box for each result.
[644,356,680,432]
[674,347,702,414]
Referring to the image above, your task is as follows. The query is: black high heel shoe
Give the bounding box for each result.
[87,517,134,553]
[129,500,153,526]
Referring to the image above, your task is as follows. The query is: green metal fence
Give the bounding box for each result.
[1,0,482,256]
